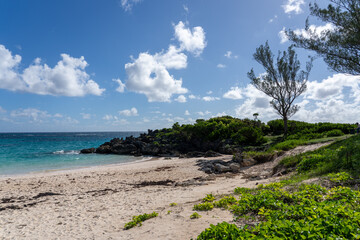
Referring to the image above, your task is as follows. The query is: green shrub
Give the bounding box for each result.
[197,183,360,239]
[214,196,237,209]
[169,202,177,206]
[328,172,353,184]
[193,202,214,211]
[196,222,244,240]
[124,212,158,230]
[325,129,345,137]
[272,139,305,151]
[231,127,267,146]
[202,194,215,203]
[190,212,202,219]
[297,153,327,172]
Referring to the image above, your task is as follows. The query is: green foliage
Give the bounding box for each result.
[271,139,306,151]
[196,222,244,240]
[196,182,360,239]
[190,212,202,219]
[278,134,360,176]
[325,129,345,137]
[328,172,353,184]
[248,42,312,137]
[124,212,158,230]
[213,196,237,209]
[268,119,354,136]
[287,0,360,75]
[231,127,267,146]
[193,202,214,211]
[202,194,215,203]
[169,202,177,206]
[297,153,327,172]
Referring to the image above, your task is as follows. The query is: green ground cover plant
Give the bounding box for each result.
[193,202,214,211]
[124,212,158,230]
[190,212,202,219]
[196,181,360,239]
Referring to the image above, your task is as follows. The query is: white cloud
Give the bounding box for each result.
[206,90,213,95]
[175,95,187,103]
[174,21,206,56]
[0,45,105,97]
[217,64,226,68]
[0,106,6,113]
[80,113,91,119]
[188,94,200,99]
[183,5,189,13]
[120,0,141,11]
[279,27,289,44]
[282,0,305,14]
[202,96,220,102]
[103,114,116,121]
[114,78,126,93]
[279,23,336,44]
[53,113,63,118]
[10,108,51,122]
[224,51,238,59]
[234,84,276,120]
[197,111,211,116]
[223,86,243,100]
[125,51,188,102]
[185,110,190,116]
[119,107,138,117]
[123,21,206,102]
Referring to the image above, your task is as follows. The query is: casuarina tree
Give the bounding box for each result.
[286,0,360,75]
[248,42,312,137]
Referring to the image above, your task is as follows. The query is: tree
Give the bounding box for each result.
[248,42,312,137]
[286,0,360,75]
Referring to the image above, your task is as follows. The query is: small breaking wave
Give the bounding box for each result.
[53,150,80,155]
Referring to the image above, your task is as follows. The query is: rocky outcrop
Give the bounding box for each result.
[80,130,239,157]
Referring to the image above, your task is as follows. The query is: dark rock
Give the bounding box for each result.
[204,150,222,157]
[214,163,231,173]
[111,144,137,154]
[229,163,241,172]
[186,151,205,158]
[80,148,95,154]
[239,158,257,167]
[96,145,112,154]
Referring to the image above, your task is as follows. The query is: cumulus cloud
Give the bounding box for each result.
[279,23,336,43]
[217,64,226,68]
[188,94,199,99]
[175,95,187,103]
[232,74,360,123]
[185,110,190,115]
[0,44,105,97]
[197,111,211,116]
[282,0,305,14]
[119,107,138,117]
[234,84,276,120]
[123,21,206,102]
[114,78,126,93]
[223,86,243,100]
[202,96,220,102]
[174,21,206,56]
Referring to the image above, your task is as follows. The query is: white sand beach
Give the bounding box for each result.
[0,143,328,240]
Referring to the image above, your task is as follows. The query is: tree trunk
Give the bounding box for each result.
[283,116,288,138]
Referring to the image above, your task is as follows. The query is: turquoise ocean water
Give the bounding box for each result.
[0,132,142,176]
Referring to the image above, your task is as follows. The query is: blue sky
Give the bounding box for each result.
[0,0,359,132]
